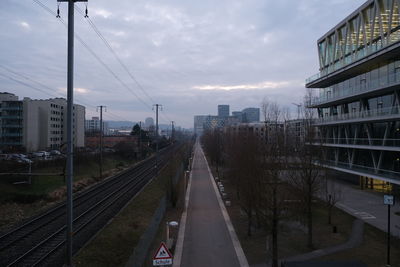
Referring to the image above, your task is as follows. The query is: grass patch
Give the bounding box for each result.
[0,154,136,203]
[73,146,189,267]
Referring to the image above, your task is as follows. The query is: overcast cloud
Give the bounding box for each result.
[0,0,366,127]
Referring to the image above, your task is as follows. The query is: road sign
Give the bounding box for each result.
[384,195,395,205]
[153,242,173,266]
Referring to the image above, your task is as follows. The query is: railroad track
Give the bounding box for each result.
[0,144,180,266]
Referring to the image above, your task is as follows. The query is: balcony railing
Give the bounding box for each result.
[1,106,22,111]
[311,72,400,106]
[315,106,400,124]
[320,160,400,182]
[2,124,23,128]
[1,115,23,119]
[1,133,23,137]
[314,138,400,147]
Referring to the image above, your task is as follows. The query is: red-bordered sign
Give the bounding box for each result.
[153,242,173,266]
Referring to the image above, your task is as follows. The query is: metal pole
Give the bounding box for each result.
[387,204,391,266]
[99,105,104,180]
[156,104,159,170]
[139,121,142,159]
[66,0,74,265]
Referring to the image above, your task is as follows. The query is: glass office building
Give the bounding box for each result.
[306,0,400,188]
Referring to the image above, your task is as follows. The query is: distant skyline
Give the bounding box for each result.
[0,0,366,127]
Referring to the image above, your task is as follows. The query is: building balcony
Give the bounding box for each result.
[310,72,400,108]
[1,115,23,119]
[1,132,23,137]
[2,124,23,128]
[1,141,23,146]
[313,138,400,152]
[315,106,400,126]
[1,106,22,111]
[319,160,400,185]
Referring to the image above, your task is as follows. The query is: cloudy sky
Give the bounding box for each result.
[0,0,366,128]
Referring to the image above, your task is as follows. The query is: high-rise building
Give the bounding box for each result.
[0,93,85,152]
[242,107,260,122]
[306,0,400,187]
[218,105,230,118]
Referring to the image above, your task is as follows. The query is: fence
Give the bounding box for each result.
[125,196,167,267]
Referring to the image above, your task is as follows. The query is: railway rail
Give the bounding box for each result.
[0,143,180,266]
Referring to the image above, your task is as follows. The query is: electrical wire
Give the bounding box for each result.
[32,0,152,110]
[75,5,155,104]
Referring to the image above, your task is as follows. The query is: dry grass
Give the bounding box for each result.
[73,148,188,267]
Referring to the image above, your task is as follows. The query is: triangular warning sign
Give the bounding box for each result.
[153,242,172,260]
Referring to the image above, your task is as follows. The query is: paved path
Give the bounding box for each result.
[326,179,400,238]
[174,142,248,267]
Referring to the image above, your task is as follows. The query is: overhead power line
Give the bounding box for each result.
[32,0,152,110]
[75,6,155,104]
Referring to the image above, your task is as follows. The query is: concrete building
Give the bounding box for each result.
[0,92,23,151]
[85,116,109,135]
[242,107,260,122]
[0,93,85,152]
[218,105,230,118]
[144,117,154,130]
[284,119,306,151]
[306,0,400,187]
[194,115,207,136]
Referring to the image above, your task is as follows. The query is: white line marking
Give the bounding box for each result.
[201,146,249,267]
[172,144,196,267]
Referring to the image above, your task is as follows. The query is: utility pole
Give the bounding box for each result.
[291,102,302,120]
[139,121,142,159]
[153,104,162,171]
[97,105,106,180]
[57,1,87,266]
[171,121,175,142]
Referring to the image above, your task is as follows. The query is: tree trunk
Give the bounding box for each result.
[272,186,278,267]
[307,184,313,249]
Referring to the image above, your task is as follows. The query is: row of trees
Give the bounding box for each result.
[202,97,338,267]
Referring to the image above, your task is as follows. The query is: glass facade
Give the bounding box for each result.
[307,0,400,184]
[307,0,400,84]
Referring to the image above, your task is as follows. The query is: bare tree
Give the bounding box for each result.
[323,170,342,225]
[288,90,322,249]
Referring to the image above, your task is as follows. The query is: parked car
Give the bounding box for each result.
[0,154,10,161]
[50,150,61,156]
[18,158,33,164]
[32,151,45,157]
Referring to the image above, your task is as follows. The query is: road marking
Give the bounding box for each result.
[201,146,249,267]
[336,203,376,220]
[354,212,376,219]
[172,144,196,267]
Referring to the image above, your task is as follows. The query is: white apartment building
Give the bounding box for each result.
[85,116,109,135]
[0,93,85,152]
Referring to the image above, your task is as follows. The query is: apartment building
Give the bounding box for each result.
[306,0,400,187]
[0,93,85,152]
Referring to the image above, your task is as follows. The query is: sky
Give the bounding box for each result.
[0,0,366,128]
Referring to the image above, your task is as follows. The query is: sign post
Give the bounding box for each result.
[153,242,173,266]
[384,195,395,266]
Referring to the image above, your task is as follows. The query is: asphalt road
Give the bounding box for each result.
[180,143,242,267]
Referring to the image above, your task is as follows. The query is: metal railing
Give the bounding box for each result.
[314,138,400,147]
[315,106,400,124]
[320,160,400,181]
[311,71,400,106]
